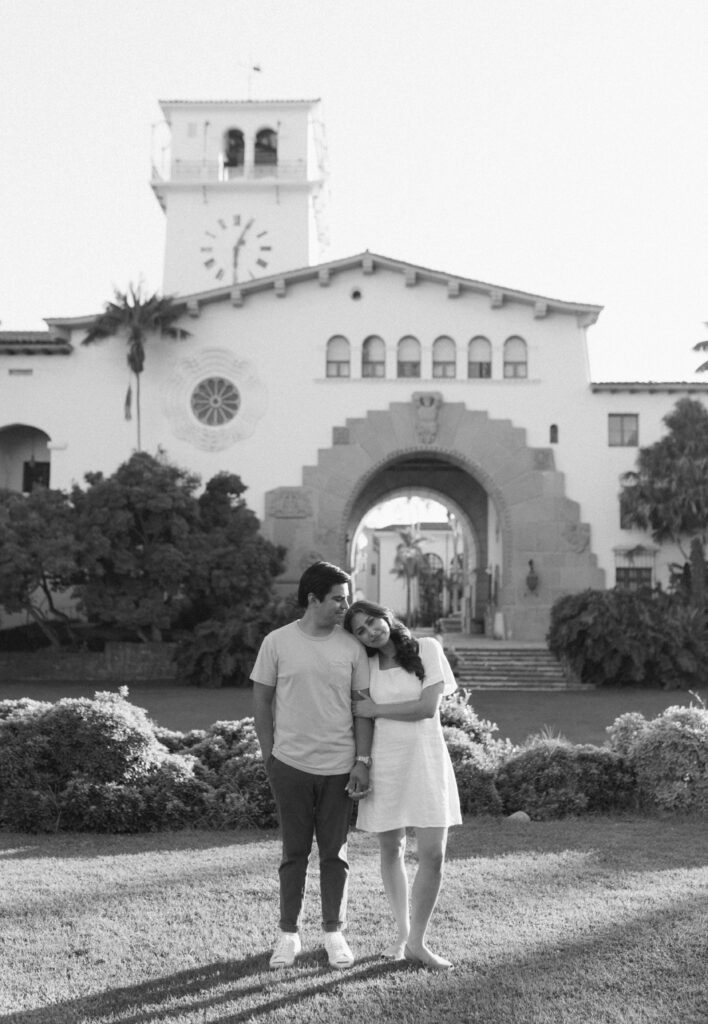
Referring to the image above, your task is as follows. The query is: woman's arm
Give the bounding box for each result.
[353,680,444,721]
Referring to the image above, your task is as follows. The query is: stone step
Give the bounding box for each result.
[445,644,574,690]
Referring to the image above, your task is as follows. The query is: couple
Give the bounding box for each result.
[252,560,461,973]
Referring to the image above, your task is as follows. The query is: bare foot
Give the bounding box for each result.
[381,940,407,960]
[404,944,453,970]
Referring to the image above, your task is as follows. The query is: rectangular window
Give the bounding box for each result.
[614,545,655,590]
[504,362,527,378]
[9,368,33,376]
[432,362,456,378]
[326,361,350,378]
[609,414,638,446]
[615,566,652,590]
[397,361,420,378]
[22,461,50,492]
[468,361,491,379]
[362,361,385,378]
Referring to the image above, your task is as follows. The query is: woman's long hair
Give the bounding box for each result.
[344,599,425,681]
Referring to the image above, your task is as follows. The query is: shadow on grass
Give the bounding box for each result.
[443,814,708,871]
[3,897,707,1023]
[0,827,279,860]
[0,952,410,1024]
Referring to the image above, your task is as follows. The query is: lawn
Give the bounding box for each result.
[1,680,706,747]
[1,816,706,1023]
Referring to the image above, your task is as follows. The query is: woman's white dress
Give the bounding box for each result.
[355,636,462,833]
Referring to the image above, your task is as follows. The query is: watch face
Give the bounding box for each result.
[200,215,273,284]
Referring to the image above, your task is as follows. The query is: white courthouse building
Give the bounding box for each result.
[1,98,706,641]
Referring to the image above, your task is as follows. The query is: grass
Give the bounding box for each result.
[1,816,706,1023]
[1,680,706,747]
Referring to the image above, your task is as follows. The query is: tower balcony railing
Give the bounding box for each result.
[152,158,310,183]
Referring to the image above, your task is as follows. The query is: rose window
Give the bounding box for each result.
[190,377,241,426]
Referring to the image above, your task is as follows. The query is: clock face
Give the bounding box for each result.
[200,214,273,284]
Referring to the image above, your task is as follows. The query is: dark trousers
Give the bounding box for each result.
[268,756,352,934]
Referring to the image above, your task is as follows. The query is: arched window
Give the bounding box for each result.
[432,336,456,378]
[223,129,244,176]
[503,336,528,378]
[255,127,278,172]
[550,424,558,444]
[362,336,385,377]
[397,336,421,378]
[326,336,350,378]
[468,336,491,378]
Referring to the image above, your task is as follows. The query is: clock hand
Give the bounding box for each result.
[231,218,254,278]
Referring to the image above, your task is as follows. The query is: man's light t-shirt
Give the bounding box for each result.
[251,621,369,775]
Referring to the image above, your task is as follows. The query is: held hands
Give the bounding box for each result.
[346,762,372,800]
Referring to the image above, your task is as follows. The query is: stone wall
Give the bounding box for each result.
[0,642,179,685]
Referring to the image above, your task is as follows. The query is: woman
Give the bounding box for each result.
[343,599,461,970]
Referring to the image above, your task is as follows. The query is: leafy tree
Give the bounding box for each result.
[71,452,201,642]
[0,488,80,646]
[182,472,285,624]
[81,283,189,450]
[620,397,708,621]
[175,472,287,686]
[620,398,708,558]
[547,587,705,689]
[70,454,286,676]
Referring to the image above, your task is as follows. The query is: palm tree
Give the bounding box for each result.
[82,284,189,450]
[391,527,429,624]
[693,324,708,372]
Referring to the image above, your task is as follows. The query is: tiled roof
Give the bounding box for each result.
[0,331,72,355]
[591,381,708,392]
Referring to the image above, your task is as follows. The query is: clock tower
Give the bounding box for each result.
[151,98,328,296]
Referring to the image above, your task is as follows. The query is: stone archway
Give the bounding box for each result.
[263,393,604,640]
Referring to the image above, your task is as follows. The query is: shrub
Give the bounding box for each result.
[547,587,706,688]
[607,702,708,814]
[440,691,516,764]
[440,696,510,817]
[0,688,171,832]
[494,740,636,820]
[167,718,277,829]
[605,711,649,757]
[0,689,279,833]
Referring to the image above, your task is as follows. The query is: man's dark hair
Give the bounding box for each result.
[297,560,350,607]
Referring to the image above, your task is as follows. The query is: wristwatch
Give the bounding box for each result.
[355,755,372,767]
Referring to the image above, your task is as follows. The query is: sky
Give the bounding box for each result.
[1,0,707,383]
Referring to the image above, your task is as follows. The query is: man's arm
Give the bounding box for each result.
[252,681,275,762]
[347,650,373,798]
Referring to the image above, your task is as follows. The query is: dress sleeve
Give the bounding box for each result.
[419,636,458,696]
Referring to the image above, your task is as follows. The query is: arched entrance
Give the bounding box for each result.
[348,486,476,630]
[0,425,52,493]
[344,457,490,632]
[263,394,604,640]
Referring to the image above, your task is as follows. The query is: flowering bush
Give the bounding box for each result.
[607,701,708,813]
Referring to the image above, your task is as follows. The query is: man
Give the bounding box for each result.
[252,560,373,970]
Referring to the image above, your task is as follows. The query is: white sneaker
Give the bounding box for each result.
[269,931,301,969]
[324,931,354,969]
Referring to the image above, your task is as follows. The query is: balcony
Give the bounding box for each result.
[151,158,309,184]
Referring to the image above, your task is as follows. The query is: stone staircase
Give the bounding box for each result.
[443,638,579,690]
